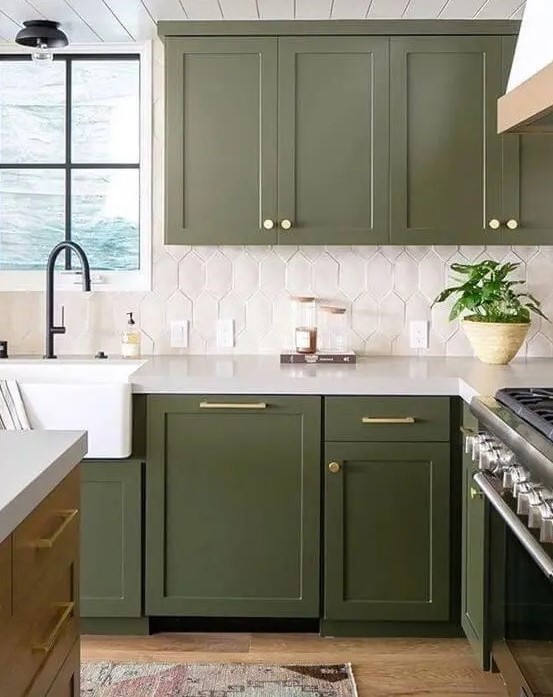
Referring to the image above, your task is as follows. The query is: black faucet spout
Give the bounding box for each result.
[45,241,92,359]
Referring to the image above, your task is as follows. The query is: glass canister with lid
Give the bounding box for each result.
[319,306,348,353]
[292,296,318,354]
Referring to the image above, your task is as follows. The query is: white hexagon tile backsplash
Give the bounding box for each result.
[3,245,553,357]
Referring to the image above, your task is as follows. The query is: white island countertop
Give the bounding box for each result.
[0,430,87,544]
[131,355,553,402]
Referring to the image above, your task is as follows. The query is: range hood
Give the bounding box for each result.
[498,0,553,133]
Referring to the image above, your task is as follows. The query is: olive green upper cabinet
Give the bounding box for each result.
[390,37,507,245]
[501,37,553,245]
[165,37,278,244]
[277,37,389,244]
[146,395,321,617]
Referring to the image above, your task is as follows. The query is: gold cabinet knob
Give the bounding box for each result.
[470,487,483,500]
[506,219,519,230]
[328,461,341,474]
[280,219,293,230]
[263,219,275,230]
[488,219,501,230]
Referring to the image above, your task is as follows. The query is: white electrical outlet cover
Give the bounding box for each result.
[217,319,235,349]
[170,320,189,348]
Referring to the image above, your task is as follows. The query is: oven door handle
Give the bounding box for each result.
[474,472,553,581]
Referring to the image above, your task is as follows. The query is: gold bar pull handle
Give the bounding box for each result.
[33,602,74,654]
[35,509,78,549]
[199,401,268,410]
[361,417,416,424]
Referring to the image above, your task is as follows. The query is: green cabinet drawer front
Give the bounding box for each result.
[461,405,489,668]
[390,36,504,245]
[146,395,321,617]
[80,461,142,618]
[324,442,450,622]
[325,397,450,442]
[165,37,278,245]
[277,36,389,244]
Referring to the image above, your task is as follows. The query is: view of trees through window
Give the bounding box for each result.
[0,56,140,271]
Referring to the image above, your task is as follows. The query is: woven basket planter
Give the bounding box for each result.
[462,320,530,365]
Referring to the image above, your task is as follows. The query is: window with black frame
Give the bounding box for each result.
[0,55,140,271]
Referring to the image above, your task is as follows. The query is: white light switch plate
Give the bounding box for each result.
[170,320,189,348]
[409,320,429,349]
[217,319,235,348]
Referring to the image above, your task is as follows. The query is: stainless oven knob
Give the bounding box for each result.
[498,447,515,469]
[516,483,542,516]
[471,433,490,461]
[540,504,553,543]
[511,467,531,494]
[503,468,513,490]
[516,483,533,515]
[528,497,545,528]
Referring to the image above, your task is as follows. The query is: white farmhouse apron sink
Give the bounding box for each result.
[0,359,145,458]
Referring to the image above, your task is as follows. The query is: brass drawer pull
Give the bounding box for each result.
[35,509,78,549]
[199,401,267,410]
[470,487,483,500]
[361,417,416,424]
[33,602,74,654]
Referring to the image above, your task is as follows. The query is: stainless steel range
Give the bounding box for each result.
[469,389,553,697]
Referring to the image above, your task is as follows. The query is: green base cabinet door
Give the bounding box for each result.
[277,37,389,244]
[390,36,506,245]
[80,461,142,618]
[324,442,450,622]
[164,37,278,245]
[146,395,321,617]
[461,405,489,669]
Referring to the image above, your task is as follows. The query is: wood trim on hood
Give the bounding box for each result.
[498,59,553,133]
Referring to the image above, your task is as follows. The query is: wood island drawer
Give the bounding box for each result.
[0,535,13,664]
[13,468,79,611]
[44,640,80,697]
[325,397,450,442]
[3,550,78,697]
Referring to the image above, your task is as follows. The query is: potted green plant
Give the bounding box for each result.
[433,260,548,365]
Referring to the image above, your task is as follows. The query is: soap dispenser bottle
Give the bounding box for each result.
[121,312,141,358]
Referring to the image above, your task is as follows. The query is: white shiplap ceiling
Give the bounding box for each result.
[0,0,526,43]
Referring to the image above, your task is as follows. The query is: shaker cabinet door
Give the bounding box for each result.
[165,37,278,245]
[324,442,450,622]
[146,395,321,617]
[390,36,505,245]
[80,460,142,618]
[501,36,553,245]
[277,37,389,244]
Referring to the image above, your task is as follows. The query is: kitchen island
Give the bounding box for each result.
[0,430,87,697]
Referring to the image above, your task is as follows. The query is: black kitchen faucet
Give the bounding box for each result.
[45,241,91,359]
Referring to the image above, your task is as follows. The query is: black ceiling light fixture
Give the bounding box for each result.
[15,20,68,62]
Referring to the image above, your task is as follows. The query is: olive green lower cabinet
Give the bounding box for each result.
[146,395,321,617]
[324,442,451,629]
[461,405,489,669]
[80,460,143,623]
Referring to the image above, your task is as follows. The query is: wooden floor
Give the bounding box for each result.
[82,633,508,696]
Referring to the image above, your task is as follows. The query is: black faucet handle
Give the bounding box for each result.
[52,305,66,334]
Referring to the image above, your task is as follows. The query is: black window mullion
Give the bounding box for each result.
[0,53,141,273]
[65,58,72,270]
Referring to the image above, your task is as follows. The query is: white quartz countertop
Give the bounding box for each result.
[130,355,553,402]
[0,430,87,544]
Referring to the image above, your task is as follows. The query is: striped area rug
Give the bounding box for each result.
[81,662,358,696]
